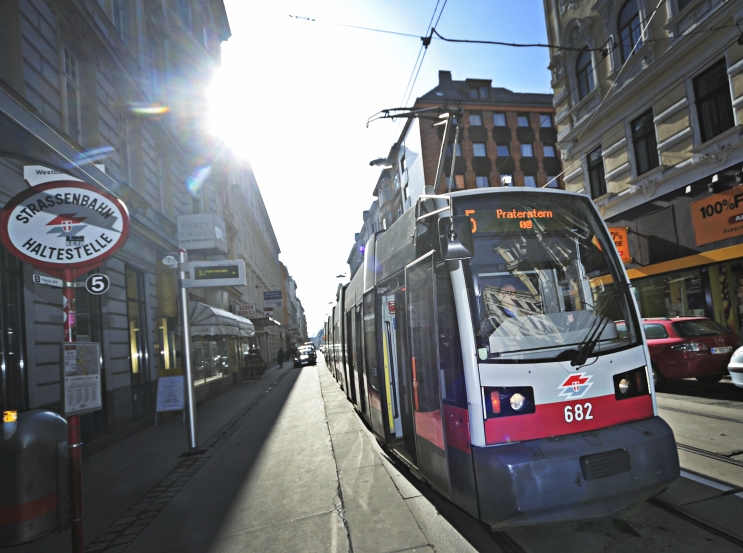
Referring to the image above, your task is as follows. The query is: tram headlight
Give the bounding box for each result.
[482,387,535,418]
[613,367,649,400]
[510,393,527,411]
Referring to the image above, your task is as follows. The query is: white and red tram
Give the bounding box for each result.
[325,187,679,528]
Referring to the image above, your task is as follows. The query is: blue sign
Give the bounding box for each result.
[263,290,283,308]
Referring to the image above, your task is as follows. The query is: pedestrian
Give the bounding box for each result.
[277,347,284,366]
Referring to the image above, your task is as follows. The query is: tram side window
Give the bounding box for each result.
[407,260,440,412]
[436,269,467,408]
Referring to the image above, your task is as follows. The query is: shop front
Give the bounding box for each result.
[188,302,255,396]
[608,163,743,339]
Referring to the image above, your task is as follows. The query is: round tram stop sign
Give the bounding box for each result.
[0,181,129,276]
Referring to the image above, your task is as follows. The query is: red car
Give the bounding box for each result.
[632,317,738,389]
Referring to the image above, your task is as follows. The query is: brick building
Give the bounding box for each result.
[349,71,561,276]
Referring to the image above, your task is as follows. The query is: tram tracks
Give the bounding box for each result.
[659,405,743,424]
[646,496,743,549]
[676,442,743,468]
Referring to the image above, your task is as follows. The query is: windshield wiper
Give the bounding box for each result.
[569,282,631,366]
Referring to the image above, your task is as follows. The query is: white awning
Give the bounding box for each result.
[189,302,255,338]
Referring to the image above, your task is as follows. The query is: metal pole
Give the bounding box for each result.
[178,249,198,452]
[432,112,454,194]
[447,124,461,194]
[63,269,84,553]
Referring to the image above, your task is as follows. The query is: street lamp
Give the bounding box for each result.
[369,158,394,169]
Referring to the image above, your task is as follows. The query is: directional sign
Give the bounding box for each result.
[0,181,129,277]
[85,273,110,295]
[33,273,64,287]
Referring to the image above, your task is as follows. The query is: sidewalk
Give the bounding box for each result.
[7,360,475,553]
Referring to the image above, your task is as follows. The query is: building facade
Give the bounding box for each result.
[542,0,743,335]
[0,0,303,448]
[350,71,560,276]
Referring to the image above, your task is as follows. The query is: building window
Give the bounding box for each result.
[469,85,489,99]
[469,113,483,126]
[446,175,465,189]
[475,176,489,188]
[517,114,530,127]
[546,175,559,188]
[524,175,537,187]
[445,143,461,156]
[587,146,606,198]
[539,114,553,128]
[500,174,514,186]
[0,246,27,413]
[496,145,510,157]
[631,110,659,175]
[544,145,556,157]
[521,143,534,157]
[577,50,594,101]
[113,0,124,37]
[472,143,487,157]
[694,59,734,144]
[62,48,81,143]
[493,113,507,126]
[178,0,192,34]
[126,267,151,418]
[619,0,642,63]
[677,0,693,10]
[118,114,130,184]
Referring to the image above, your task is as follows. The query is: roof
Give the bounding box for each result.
[416,71,553,108]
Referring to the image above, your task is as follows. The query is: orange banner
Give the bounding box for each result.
[608,227,631,264]
[690,188,743,246]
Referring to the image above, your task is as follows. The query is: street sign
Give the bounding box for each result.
[85,274,110,295]
[33,273,63,287]
[24,164,106,187]
[61,342,102,416]
[263,290,283,308]
[0,181,129,277]
[183,260,246,288]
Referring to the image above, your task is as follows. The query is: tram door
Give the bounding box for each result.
[353,304,369,422]
[406,253,450,496]
[379,278,417,465]
[345,310,356,405]
[380,293,403,438]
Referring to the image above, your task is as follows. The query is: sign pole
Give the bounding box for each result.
[178,249,198,452]
[63,268,84,553]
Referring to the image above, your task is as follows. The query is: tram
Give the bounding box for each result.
[325,187,679,529]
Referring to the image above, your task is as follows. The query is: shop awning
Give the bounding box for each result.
[189,302,255,338]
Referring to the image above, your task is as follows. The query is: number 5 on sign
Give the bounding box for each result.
[85,273,110,295]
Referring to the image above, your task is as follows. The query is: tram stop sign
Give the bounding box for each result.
[0,181,129,277]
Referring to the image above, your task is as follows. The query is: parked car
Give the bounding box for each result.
[727,346,743,390]
[619,317,738,389]
[294,345,317,368]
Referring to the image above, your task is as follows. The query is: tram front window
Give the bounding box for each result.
[455,192,641,362]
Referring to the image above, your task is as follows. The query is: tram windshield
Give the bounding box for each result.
[454,192,641,363]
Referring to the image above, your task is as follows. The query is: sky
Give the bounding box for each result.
[208,0,553,335]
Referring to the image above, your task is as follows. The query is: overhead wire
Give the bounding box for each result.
[392,0,448,141]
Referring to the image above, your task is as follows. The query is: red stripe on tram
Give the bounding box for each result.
[0,493,58,525]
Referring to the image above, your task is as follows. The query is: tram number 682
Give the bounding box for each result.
[564,402,593,423]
